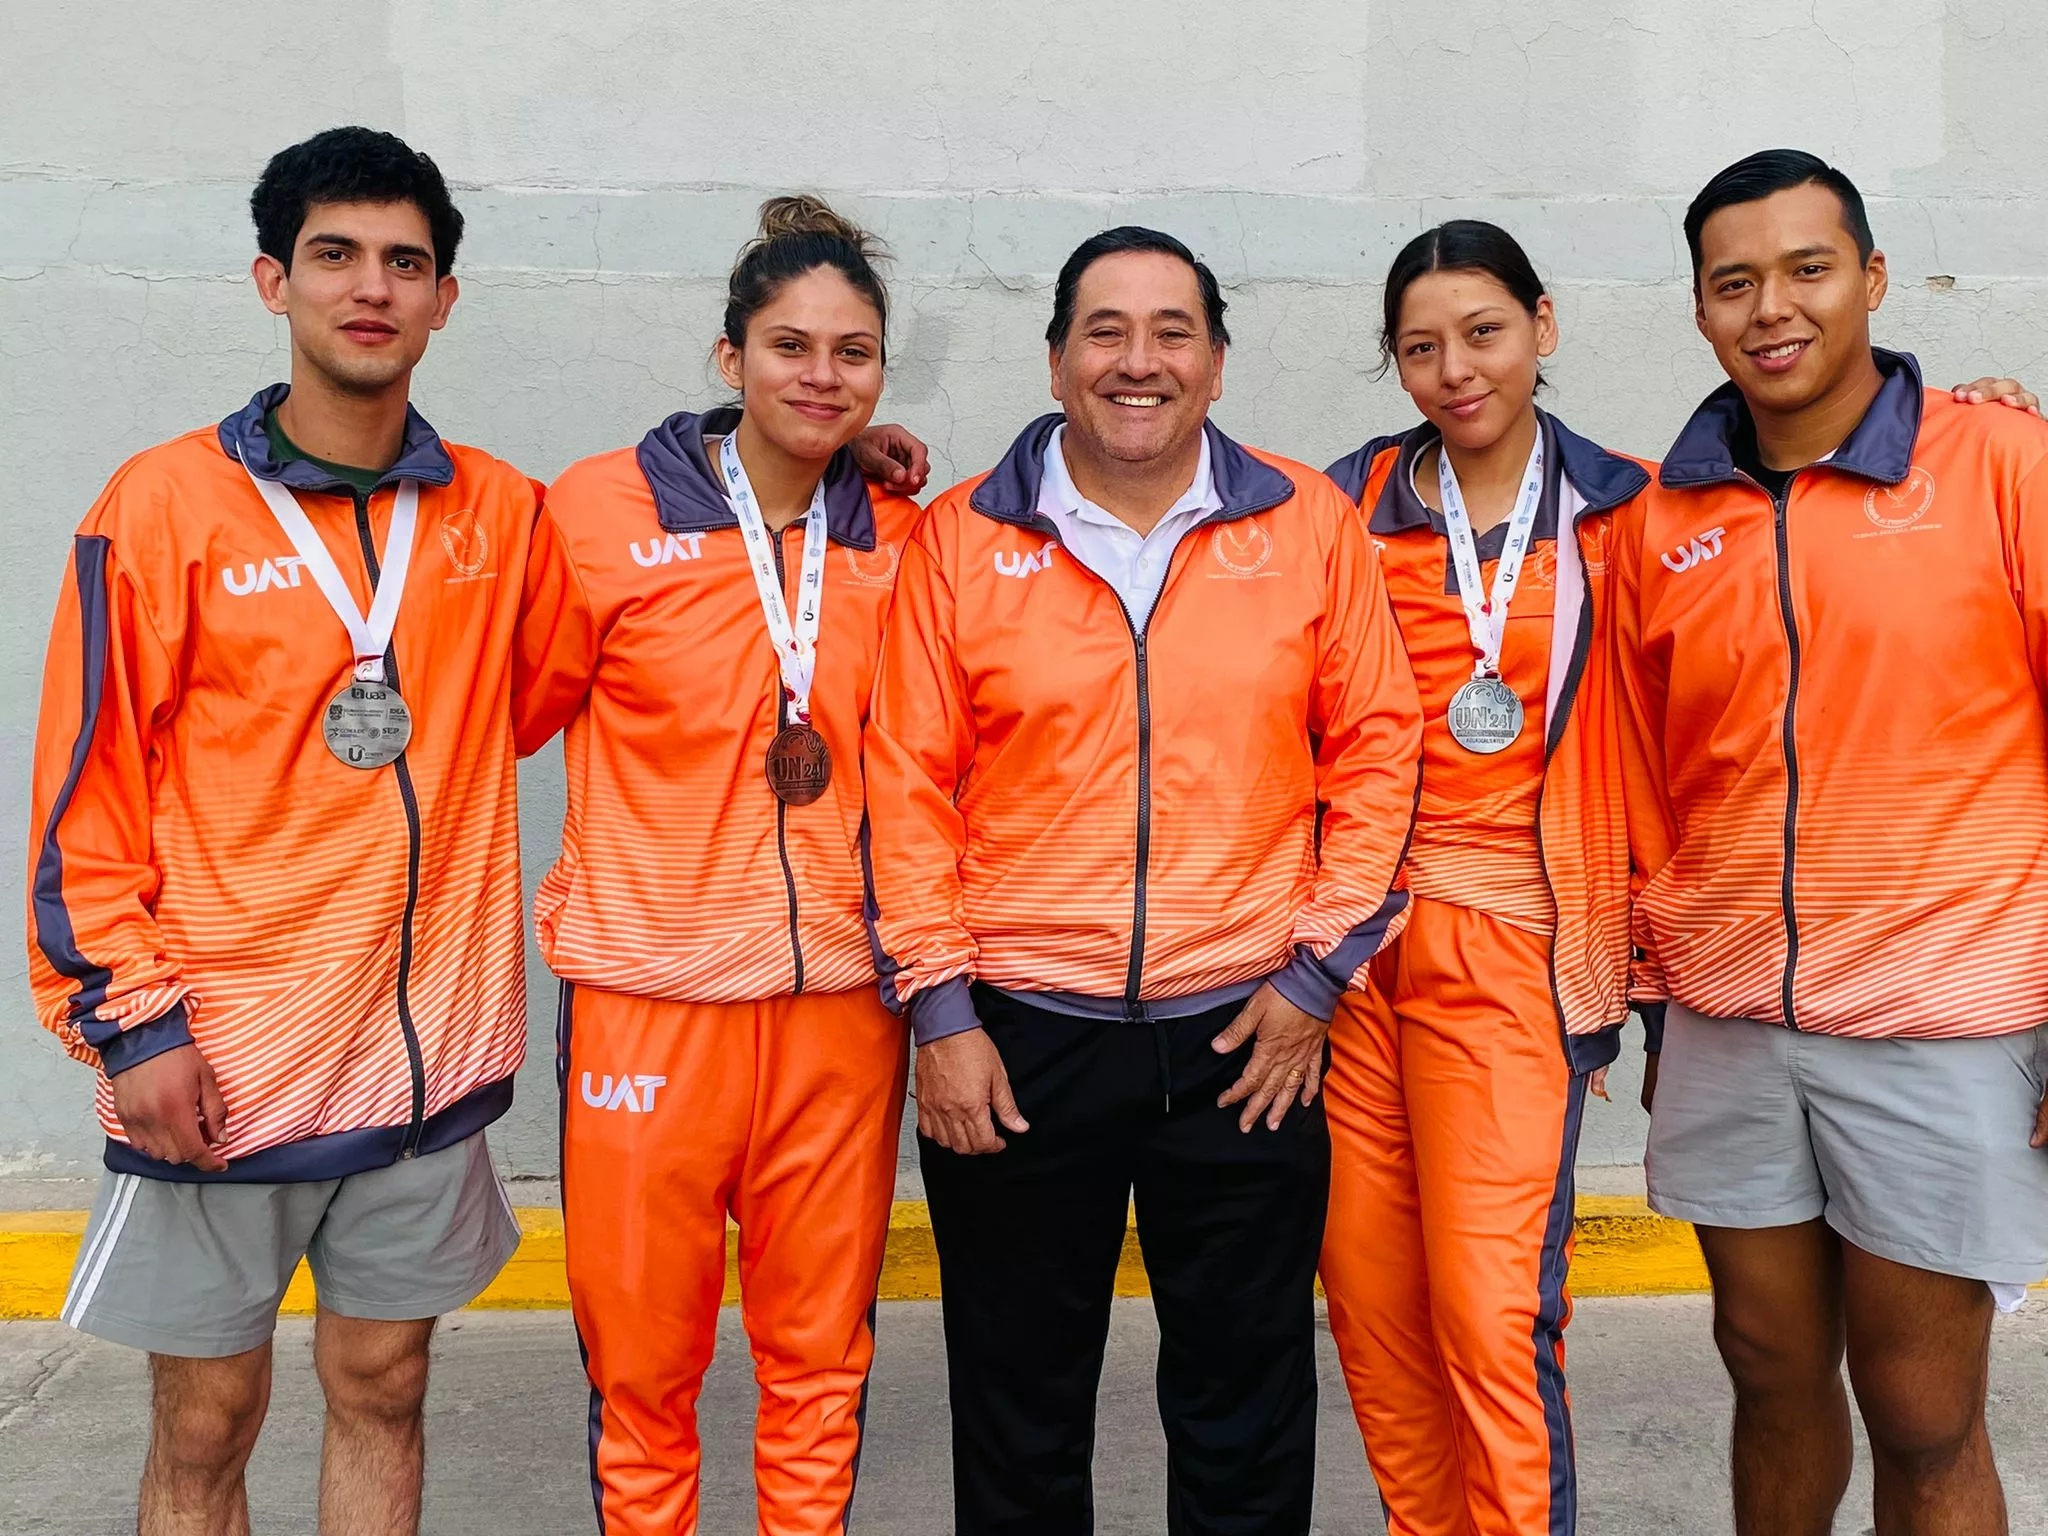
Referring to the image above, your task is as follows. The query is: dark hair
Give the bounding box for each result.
[1045,226,1230,349]
[723,195,890,362]
[251,126,464,275]
[1684,149,1874,285]
[1378,220,1549,383]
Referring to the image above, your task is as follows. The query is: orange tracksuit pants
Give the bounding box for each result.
[1321,898,1588,1536]
[557,984,908,1536]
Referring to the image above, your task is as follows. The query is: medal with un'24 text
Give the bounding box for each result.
[238,450,419,770]
[1438,431,1544,756]
[720,432,833,806]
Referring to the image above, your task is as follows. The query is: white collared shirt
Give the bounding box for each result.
[1037,424,1220,630]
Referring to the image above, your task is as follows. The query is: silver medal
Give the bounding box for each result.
[323,680,413,769]
[1446,675,1525,755]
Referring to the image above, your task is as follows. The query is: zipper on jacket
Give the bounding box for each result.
[1729,469,1806,1030]
[1124,625,1153,1016]
[770,529,806,995]
[351,488,430,1155]
[1763,474,1803,1030]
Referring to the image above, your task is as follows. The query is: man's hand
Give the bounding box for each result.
[2031,1085,2047,1151]
[1640,1052,1661,1117]
[851,423,933,496]
[1212,984,1331,1132]
[110,1042,229,1172]
[1951,377,2042,418]
[1587,1066,1611,1102]
[915,1028,1028,1155]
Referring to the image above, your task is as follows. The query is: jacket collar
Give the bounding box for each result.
[634,406,877,550]
[216,383,455,493]
[1659,347,1924,489]
[1363,408,1647,536]
[967,413,1294,530]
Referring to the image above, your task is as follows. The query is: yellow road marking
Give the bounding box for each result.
[3,1197,2032,1319]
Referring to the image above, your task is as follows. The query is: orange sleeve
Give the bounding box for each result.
[2004,445,2048,696]
[26,528,195,1076]
[861,514,981,1044]
[511,492,601,758]
[1269,495,1424,1019]
[1608,497,1675,1029]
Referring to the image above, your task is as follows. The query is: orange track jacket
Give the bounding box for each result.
[1327,412,1652,1068]
[1614,350,2048,1038]
[515,408,925,1003]
[27,386,575,1179]
[864,415,1423,1044]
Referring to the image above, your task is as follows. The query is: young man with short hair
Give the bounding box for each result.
[25,125,577,1536]
[1614,148,2048,1536]
[864,227,1423,1533]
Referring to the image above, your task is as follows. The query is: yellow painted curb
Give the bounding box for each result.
[3,1198,2034,1319]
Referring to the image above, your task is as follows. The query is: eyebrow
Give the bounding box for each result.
[1081,306,1200,326]
[1705,243,1839,283]
[1399,305,1511,337]
[760,324,882,344]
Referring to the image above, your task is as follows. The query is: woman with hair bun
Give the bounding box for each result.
[516,195,924,1535]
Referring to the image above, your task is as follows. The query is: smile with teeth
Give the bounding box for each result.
[1754,340,1809,360]
[1109,394,1166,407]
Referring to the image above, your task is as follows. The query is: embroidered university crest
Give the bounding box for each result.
[439,508,489,577]
[1211,522,1274,577]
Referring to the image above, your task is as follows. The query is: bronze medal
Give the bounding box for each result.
[766,724,832,805]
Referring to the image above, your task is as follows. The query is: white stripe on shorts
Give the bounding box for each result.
[62,1173,140,1327]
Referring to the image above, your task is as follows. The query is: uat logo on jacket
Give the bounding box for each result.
[1660,526,1727,574]
[221,556,308,595]
[994,540,1060,579]
[630,531,708,568]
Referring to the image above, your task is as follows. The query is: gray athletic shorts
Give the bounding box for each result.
[1646,1006,2048,1293]
[61,1131,521,1358]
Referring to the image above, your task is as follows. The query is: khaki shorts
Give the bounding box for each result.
[62,1131,521,1358]
[1646,1006,2048,1293]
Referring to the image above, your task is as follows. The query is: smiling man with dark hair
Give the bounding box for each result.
[864,229,1422,1533]
[23,124,582,1536]
[1614,148,2048,1536]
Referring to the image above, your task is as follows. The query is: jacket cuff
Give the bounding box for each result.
[93,1001,195,1077]
[1637,1002,1666,1055]
[1268,949,1342,1023]
[909,977,982,1046]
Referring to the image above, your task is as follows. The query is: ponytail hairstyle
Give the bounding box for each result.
[1378,220,1550,388]
[723,195,891,362]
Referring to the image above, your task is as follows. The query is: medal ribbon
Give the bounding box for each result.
[238,451,419,685]
[1436,429,1546,679]
[720,431,828,726]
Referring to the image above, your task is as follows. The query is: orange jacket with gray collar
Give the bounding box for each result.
[1326,411,1652,1068]
[513,408,926,1004]
[1613,350,2048,1039]
[864,414,1424,1044]
[27,385,575,1180]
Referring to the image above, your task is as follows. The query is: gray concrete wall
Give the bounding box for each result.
[4,1,2045,1177]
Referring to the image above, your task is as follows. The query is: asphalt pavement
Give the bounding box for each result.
[4,1298,2046,1534]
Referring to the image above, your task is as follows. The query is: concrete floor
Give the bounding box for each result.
[3,1299,2046,1534]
